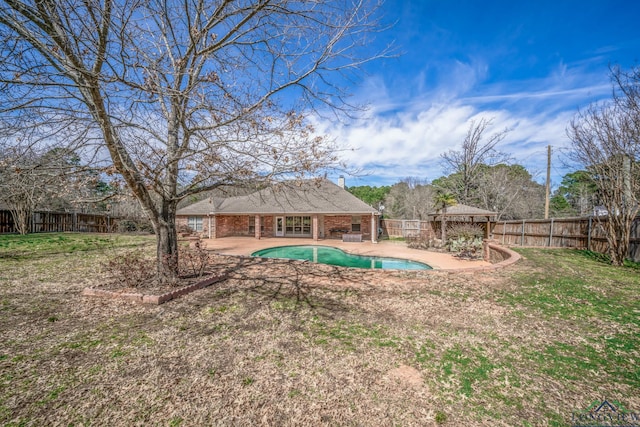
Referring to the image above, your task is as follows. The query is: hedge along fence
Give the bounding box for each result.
[492,216,640,262]
[0,210,119,234]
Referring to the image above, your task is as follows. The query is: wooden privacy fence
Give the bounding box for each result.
[380,219,436,240]
[0,210,119,234]
[381,216,640,261]
[492,216,640,262]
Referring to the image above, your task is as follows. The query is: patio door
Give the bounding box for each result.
[275,216,284,237]
[285,216,311,237]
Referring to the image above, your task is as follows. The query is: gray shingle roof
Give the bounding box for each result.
[177,179,378,216]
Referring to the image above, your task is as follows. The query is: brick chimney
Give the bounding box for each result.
[338,175,345,189]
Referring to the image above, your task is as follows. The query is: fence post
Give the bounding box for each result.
[502,221,506,245]
[587,217,592,251]
[521,220,526,246]
[548,218,554,247]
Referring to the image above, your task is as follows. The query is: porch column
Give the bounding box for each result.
[485,216,493,240]
[255,214,261,239]
[312,214,319,241]
[371,213,378,243]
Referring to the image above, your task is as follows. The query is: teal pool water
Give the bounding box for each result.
[251,245,432,270]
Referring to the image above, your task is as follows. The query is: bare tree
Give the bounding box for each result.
[440,118,511,204]
[0,146,44,234]
[381,178,433,219]
[0,144,90,233]
[474,164,545,220]
[403,179,435,220]
[567,66,640,265]
[0,0,387,282]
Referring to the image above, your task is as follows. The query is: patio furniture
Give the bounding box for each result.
[342,233,362,242]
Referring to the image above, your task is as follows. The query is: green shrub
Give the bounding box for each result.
[446,223,484,259]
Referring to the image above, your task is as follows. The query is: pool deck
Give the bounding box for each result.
[200,237,491,270]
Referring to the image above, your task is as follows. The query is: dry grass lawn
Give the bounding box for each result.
[0,233,638,426]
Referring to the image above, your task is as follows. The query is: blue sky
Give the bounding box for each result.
[318,0,640,188]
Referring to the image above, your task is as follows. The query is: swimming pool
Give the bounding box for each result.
[251,245,432,270]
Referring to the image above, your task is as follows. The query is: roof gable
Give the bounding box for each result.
[177,179,378,215]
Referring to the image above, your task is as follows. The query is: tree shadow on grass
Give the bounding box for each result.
[206,254,374,320]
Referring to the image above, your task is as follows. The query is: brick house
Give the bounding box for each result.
[176,178,380,242]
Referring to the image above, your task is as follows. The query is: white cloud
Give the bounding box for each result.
[326,103,471,168]
[315,92,587,186]
[310,48,620,188]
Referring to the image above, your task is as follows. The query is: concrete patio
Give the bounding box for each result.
[200,237,491,270]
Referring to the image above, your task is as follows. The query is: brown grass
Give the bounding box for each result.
[0,236,638,426]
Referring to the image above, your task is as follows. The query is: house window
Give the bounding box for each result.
[351,216,361,232]
[188,216,203,232]
[285,216,311,236]
[248,216,265,234]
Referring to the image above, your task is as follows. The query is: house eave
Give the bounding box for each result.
[180,210,379,216]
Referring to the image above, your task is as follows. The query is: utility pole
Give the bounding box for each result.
[544,145,551,219]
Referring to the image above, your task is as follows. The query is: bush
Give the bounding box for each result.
[446,223,484,241]
[104,249,156,288]
[177,223,194,235]
[446,223,484,259]
[117,218,154,234]
[407,235,443,250]
[104,243,213,288]
[178,243,212,278]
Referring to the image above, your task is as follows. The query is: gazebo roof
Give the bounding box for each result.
[429,203,497,218]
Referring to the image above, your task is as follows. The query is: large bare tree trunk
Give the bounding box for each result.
[154,201,179,283]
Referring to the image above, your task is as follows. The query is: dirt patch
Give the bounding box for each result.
[385,364,425,389]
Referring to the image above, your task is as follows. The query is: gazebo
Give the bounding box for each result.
[429,203,498,239]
